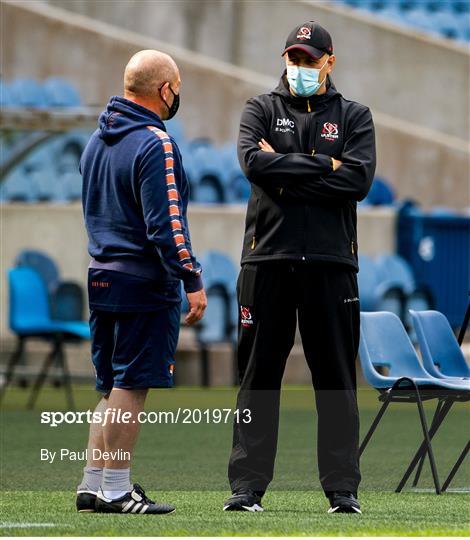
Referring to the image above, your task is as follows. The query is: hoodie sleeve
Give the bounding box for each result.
[139,131,203,293]
[238,97,334,187]
[282,107,376,202]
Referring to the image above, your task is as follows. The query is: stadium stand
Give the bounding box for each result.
[337,0,470,41]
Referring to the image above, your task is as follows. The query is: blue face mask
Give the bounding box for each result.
[286,57,329,97]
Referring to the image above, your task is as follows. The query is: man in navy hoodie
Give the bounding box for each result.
[77,50,206,514]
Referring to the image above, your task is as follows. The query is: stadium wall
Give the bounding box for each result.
[2,0,469,210]
[43,0,470,139]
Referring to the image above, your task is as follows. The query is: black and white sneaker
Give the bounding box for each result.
[76,490,97,512]
[327,491,362,514]
[223,490,263,512]
[95,483,175,514]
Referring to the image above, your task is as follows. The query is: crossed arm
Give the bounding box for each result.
[237,98,376,203]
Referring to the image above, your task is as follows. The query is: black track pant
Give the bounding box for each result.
[228,261,361,496]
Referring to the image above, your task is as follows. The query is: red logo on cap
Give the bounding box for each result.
[296,26,311,40]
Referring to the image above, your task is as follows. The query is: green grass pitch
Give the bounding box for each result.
[0,384,469,536]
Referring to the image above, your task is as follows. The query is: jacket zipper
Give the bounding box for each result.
[307,99,311,113]
[302,119,318,260]
[251,196,261,249]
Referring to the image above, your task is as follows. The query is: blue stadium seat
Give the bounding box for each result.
[15,249,85,320]
[363,177,395,206]
[375,253,433,327]
[188,143,227,203]
[196,251,238,347]
[59,171,83,202]
[165,118,185,146]
[431,10,465,39]
[410,310,470,379]
[0,80,15,107]
[0,169,35,202]
[358,254,404,316]
[359,311,469,494]
[8,78,49,108]
[15,249,60,294]
[43,77,81,107]
[1,267,90,408]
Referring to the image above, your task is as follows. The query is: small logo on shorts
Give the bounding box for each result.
[91,281,111,288]
[344,297,359,304]
[240,306,254,328]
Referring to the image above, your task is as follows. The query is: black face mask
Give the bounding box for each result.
[159,83,180,120]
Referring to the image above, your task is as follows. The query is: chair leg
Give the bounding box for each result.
[27,338,60,409]
[412,399,444,487]
[441,440,470,492]
[0,337,25,406]
[359,391,393,457]
[396,398,453,493]
[56,343,75,410]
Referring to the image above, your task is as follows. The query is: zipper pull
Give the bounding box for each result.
[251,236,256,249]
[311,148,315,155]
[307,99,311,113]
[351,241,355,254]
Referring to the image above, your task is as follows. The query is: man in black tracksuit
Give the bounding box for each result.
[224,21,376,514]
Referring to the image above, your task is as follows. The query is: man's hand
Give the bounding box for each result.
[185,288,207,325]
[332,158,343,171]
[258,138,275,153]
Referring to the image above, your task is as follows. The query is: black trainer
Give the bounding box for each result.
[327,490,362,514]
[76,490,97,512]
[95,483,175,514]
[223,490,263,512]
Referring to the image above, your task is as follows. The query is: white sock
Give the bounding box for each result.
[101,467,132,500]
[77,466,102,493]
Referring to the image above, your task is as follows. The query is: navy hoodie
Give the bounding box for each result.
[80,96,203,302]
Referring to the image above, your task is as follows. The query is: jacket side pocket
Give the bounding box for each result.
[237,264,258,306]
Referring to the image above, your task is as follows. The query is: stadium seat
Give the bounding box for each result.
[15,250,60,294]
[0,80,15,107]
[358,254,404,316]
[15,249,85,320]
[191,251,238,385]
[43,77,82,107]
[410,310,470,379]
[359,311,469,494]
[0,169,35,202]
[165,118,185,146]
[409,308,470,491]
[363,177,395,206]
[374,253,433,327]
[8,78,49,108]
[1,267,90,409]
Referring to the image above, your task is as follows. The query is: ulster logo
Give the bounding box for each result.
[297,26,312,40]
[321,122,339,141]
[240,306,254,328]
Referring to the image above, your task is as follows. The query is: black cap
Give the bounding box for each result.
[282,21,333,60]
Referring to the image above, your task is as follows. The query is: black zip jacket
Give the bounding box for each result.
[238,72,376,271]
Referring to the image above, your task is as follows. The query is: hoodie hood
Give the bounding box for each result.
[98,96,166,143]
[272,71,340,111]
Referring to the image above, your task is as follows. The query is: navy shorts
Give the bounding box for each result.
[89,304,181,393]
